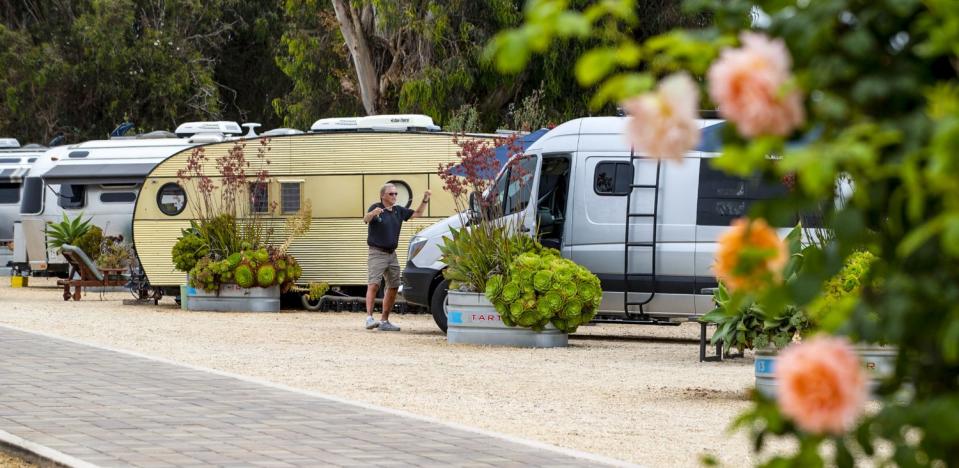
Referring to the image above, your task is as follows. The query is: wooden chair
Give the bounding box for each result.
[57,244,127,301]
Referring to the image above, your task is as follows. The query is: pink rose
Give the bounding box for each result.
[708,32,805,138]
[622,72,701,161]
[775,336,868,434]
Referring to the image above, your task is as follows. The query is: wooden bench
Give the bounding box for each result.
[56,244,127,301]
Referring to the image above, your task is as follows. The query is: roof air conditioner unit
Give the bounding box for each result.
[0,138,21,149]
[174,121,243,137]
[309,114,440,133]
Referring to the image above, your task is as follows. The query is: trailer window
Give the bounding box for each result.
[100,192,137,203]
[157,183,186,216]
[280,182,301,213]
[249,182,269,213]
[58,184,85,209]
[505,157,536,215]
[0,183,19,204]
[594,162,633,196]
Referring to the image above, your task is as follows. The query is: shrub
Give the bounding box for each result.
[172,230,209,273]
[96,238,133,270]
[74,226,103,260]
[308,282,329,301]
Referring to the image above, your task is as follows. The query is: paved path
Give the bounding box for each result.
[0,326,625,467]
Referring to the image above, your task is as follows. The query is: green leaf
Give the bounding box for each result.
[554,12,590,37]
[575,48,618,86]
[588,72,653,109]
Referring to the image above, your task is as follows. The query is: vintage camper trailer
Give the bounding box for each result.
[13,122,243,276]
[1,139,46,269]
[401,116,809,332]
[132,115,496,294]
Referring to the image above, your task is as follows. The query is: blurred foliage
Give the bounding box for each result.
[494,0,959,465]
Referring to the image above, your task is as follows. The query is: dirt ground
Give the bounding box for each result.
[0,279,762,467]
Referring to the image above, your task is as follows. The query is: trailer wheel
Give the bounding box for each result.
[430,279,449,333]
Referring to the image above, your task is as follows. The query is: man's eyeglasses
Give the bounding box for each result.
[387,192,398,196]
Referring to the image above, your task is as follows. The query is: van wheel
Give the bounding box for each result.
[430,279,449,333]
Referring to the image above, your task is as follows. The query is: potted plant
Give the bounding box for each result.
[170,141,309,312]
[437,135,602,347]
[703,225,890,397]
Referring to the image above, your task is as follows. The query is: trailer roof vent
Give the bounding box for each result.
[136,130,178,139]
[0,138,20,149]
[174,121,243,137]
[309,114,440,133]
[261,128,304,136]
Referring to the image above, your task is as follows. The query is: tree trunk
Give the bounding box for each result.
[331,0,380,115]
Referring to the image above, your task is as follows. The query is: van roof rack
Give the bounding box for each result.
[309,114,440,133]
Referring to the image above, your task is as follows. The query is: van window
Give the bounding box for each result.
[697,164,791,226]
[505,157,537,215]
[0,183,19,204]
[280,182,301,213]
[594,162,633,196]
[58,184,85,209]
[249,182,269,213]
[100,192,137,203]
[19,177,43,214]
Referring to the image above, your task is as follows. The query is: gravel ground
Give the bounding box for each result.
[0,452,35,468]
[0,279,762,467]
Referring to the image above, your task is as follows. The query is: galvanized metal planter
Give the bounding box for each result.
[185,283,280,312]
[755,344,897,399]
[445,290,568,348]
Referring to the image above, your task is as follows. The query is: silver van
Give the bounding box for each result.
[401,116,800,332]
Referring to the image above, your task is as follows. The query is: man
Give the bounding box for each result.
[363,183,431,331]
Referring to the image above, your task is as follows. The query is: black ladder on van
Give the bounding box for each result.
[622,148,661,319]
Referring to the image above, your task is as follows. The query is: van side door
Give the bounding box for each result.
[571,155,697,317]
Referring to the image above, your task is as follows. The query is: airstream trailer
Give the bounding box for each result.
[132,115,496,294]
[1,139,46,270]
[13,122,243,276]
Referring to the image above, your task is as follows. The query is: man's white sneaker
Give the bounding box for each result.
[379,321,401,332]
[365,316,380,330]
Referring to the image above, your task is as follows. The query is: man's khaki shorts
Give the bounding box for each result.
[368,248,400,288]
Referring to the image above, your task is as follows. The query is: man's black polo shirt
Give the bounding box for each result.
[367,203,414,252]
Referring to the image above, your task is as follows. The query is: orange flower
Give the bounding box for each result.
[775,336,868,434]
[713,218,787,291]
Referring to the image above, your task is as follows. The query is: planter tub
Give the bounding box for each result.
[445,290,568,348]
[755,344,897,399]
[185,284,280,312]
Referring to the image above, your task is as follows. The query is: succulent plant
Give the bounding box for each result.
[257,263,277,287]
[234,262,255,288]
[485,248,602,333]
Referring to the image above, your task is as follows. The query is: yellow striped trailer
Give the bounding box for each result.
[132,119,491,292]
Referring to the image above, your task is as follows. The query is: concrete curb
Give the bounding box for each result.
[0,428,99,468]
[0,323,640,468]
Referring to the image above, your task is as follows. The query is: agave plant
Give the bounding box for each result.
[46,212,93,250]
